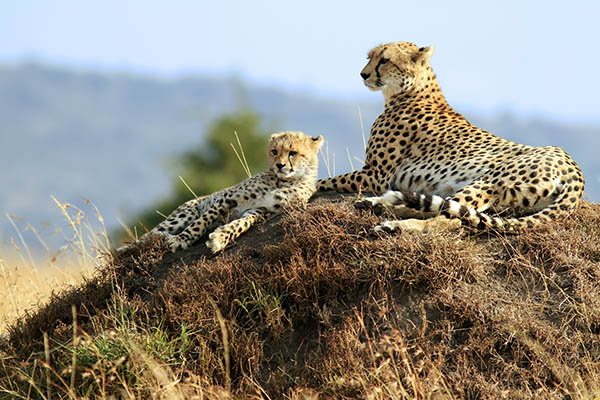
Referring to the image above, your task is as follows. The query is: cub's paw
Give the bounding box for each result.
[354,196,385,216]
[206,230,229,254]
[165,235,190,252]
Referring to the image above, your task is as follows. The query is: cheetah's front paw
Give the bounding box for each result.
[165,235,190,252]
[206,230,229,254]
[374,220,403,233]
[355,196,385,216]
[374,219,428,233]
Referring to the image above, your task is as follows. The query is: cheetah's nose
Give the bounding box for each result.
[276,163,285,170]
[360,72,370,80]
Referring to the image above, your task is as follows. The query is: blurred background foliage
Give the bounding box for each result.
[125,110,269,239]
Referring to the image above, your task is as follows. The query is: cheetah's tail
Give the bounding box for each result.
[379,185,581,233]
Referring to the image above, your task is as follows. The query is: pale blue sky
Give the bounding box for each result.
[2,0,599,122]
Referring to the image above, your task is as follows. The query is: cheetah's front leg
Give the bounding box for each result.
[374,217,461,234]
[206,209,265,253]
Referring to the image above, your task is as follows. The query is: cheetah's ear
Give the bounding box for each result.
[311,135,324,149]
[411,46,434,65]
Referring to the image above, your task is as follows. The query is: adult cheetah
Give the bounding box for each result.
[318,42,584,232]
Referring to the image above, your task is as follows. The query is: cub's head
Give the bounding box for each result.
[267,131,324,179]
[360,41,434,96]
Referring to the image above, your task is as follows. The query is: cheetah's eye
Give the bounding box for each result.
[380,57,389,64]
[289,151,297,156]
[271,149,277,155]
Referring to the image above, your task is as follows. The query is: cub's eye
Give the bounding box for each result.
[271,149,277,155]
[289,151,297,156]
[380,57,389,64]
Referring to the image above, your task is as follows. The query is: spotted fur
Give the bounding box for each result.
[137,131,323,252]
[319,41,584,232]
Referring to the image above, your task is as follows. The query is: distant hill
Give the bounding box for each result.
[0,62,598,250]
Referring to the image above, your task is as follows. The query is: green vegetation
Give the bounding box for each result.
[124,110,269,239]
[1,195,599,398]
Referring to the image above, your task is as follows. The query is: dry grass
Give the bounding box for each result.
[1,198,107,334]
[1,195,599,399]
[0,253,92,334]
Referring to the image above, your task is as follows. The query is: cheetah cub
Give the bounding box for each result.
[145,131,323,253]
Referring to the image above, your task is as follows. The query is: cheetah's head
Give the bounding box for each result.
[361,42,434,96]
[267,131,324,179]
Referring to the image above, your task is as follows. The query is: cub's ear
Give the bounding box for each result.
[311,135,324,149]
[411,46,434,65]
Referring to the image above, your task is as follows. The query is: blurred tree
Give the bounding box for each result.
[123,109,269,240]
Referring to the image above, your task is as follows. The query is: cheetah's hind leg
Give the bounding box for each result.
[151,198,203,236]
[166,199,229,252]
[357,191,460,233]
[206,209,264,253]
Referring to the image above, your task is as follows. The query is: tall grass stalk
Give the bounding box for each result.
[230,130,252,179]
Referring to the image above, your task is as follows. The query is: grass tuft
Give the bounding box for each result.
[1,195,599,398]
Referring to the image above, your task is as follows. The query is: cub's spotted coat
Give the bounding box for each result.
[131,131,323,252]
